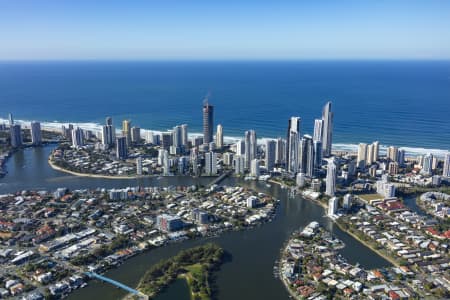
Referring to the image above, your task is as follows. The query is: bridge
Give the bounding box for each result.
[85,272,148,299]
[209,170,233,186]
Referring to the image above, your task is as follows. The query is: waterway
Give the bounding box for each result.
[0,146,392,300]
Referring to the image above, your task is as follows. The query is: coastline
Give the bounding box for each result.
[2,117,449,158]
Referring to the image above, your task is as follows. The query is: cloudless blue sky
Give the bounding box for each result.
[0,0,449,60]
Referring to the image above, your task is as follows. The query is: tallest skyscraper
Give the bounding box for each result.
[203,100,214,144]
[321,101,333,157]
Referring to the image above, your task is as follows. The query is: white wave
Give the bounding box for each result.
[0,118,448,158]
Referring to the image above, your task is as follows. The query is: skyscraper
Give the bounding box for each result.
[275,138,286,165]
[286,117,301,174]
[397,149,405,166]
[71,127,84,148]
[357,143,368,169]
[321,101,333,157]
[181,124,188,148]
[30,121,42,146]
[136,157,143,175]
[367,144,374,165]
[443,152,450,177]
[162,150,170,176]
[172,125,183,148]
[8,113,14,126]
[325,159,337,197]
[372,141,379,162]
[203,100,214,144]
[101,122,115,147]
[250,159,260,177]
[387,146,399,162]
[236,140,245,155]
[205,151,217,175]
[116,137,128,159]
[216,124,223,149]
[10,124,22,148]
[244,130,257,169]
[300,135,314,178]
[313,119,324,142]
[131,126,140,143]
[122,120,131,146]
[234,155,245,175]
[328,197,338,216]
[313,140,322,177]
[265,139,276,172]
[161,132,173,150]
[421,153,433,175]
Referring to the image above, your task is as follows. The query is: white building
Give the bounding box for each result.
[313,118,323,142]
[162,150,170,176]
[296,172,306,188]
[234,155,245,175]
[136,157,143,175]
[376,176,396,198]
[250,159,260,177]
[443,152,450,177]
[325,159,336,197]
[71,127,84,148]
[328,197,338,216]
[205,151,217,175]
[343,194,353,210]
[247,196,259,208]
[216,124,223,149]
[223,152,233,166]
[244,130,257,169]
[357,143,367,169]
[421,153,433,176]
[235,140,245,155]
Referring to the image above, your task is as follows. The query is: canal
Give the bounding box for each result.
[0,146,392,300]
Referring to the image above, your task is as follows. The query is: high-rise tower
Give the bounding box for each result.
[244,130,257,169]
[443,152,450,177]
[286,117,301,174]
[216,124,223,149]
[325,159,337,197]
[321,101,333,157]
[30,121,42,146]
[122,120,131,146]
[203,100,214,144]
[265,139,276,172]
[313,119,324,142]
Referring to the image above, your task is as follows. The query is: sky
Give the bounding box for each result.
[0,0,449,60]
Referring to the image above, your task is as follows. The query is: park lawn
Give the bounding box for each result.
[181,263,211,300]
[358,193,383,202]
[136,243,223,299]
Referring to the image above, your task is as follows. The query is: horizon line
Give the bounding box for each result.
[1,58,450,63]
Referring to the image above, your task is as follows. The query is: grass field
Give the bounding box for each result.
[357,193,383,202]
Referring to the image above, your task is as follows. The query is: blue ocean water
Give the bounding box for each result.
[0,60,449,150]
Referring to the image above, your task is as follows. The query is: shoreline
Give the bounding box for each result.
[48,158,142,179]
[2,117,449,158]
[333,220,400,268]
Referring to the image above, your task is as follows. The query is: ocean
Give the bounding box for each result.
[0,60,449,154]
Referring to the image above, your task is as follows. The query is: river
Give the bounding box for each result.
[0,146,392,300]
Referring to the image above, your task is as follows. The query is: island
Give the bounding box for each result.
[134,243,224,300]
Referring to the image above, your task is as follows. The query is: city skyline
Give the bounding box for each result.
[1,1,450,60]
